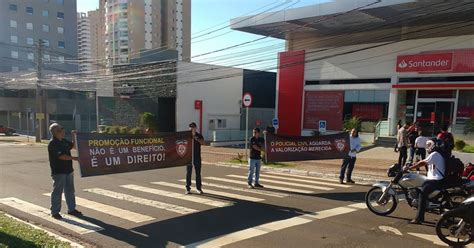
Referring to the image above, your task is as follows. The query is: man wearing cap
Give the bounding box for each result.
[48,123,82,219]
[186,122,205,194]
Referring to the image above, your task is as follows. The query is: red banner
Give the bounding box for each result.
[265,132,350,162]
[303,91,344,130]
[396,53,453,72]
[76,132,192,177]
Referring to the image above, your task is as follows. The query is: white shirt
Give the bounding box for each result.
[348,136,362,158]
[415,136,430,148]
[424,151,445,180]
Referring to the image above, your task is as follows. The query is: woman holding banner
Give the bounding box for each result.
[339,128,361,184]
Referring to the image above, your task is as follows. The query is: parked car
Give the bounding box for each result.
[0,125,16,136]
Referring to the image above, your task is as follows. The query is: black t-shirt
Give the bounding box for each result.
[48,138,74,175]
[266,126,275,134]
[192,132,204,161]
[250,137,265,160]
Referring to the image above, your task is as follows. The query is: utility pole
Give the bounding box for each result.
[35,39,43,142]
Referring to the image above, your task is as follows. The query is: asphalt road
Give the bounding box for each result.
[0,143,460,248]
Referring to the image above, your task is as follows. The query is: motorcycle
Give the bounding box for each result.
[365,164,474,216]
[436,194,474,246]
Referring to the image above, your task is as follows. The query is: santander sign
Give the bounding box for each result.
[396,53,453,72]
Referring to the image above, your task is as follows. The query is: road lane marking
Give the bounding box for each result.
[204,177,316,194]
[227,175,334,191]
[43,193,154,223]
[178,179,289,198]
[83,188,197,215]
[0,197,103,235]
[121,184,231,207]
[408,232,474,247]
[260,174,351,188]
[151,182,264,202]
[5,213,85,248]
[183,202,367,248]
[266,172,342,183]
[378,226,402,236]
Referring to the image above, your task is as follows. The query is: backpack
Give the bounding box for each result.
[442,156,464,182]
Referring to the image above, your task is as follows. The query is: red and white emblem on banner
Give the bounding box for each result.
[334,139,346,152]
[176,140,188,158]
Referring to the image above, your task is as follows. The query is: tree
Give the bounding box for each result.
[140,112,158,133]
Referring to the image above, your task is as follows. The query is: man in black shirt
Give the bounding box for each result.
[186,122,205,195]
[265,124,275,134]
[48,123,82,220]
[248,128,265,188]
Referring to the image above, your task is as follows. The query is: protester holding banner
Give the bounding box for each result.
[248,128,265,189]
[48,123,82,220]
[186,122,205,195]
[339,128,361,184]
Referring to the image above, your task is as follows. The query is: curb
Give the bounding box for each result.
[203,161,387,186]
[3,213,86,248]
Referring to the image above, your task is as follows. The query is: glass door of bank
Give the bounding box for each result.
[416,101,454,135]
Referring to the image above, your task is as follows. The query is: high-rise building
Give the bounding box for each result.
[77,12,92,73]
[0,0,78,73]
[99,0,191,65]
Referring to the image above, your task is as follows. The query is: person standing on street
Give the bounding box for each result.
[394,120,403,152]
[414,129,429,170]
[397,123,409,169]
[185,122,205,195]
[48,123,82,220]
[339,128,362,184]
[437,124,454,157]
[265,124,275,135]
[248,128,265,189]
[407,123,419,163]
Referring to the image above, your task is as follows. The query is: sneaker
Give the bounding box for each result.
[339,179,344,184]
[346,180,355,184]
[185,190,191,195]
[67,210,83,217]
[52,213,62,220]
[197,190,204,195]
[254,183,264,188]
[248,184,255,189]
[408,219,423,225]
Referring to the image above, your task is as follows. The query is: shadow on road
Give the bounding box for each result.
[78,197,313,247]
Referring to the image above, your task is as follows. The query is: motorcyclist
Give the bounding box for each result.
[404,139,446,224]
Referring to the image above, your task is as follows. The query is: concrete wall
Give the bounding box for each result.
[176,62,243,140]
[304,35,474,80]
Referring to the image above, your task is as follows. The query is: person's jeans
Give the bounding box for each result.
[409,145,415,162]
[248,159,261,185]
[339,156,357,181]
[415,180,444,221]
[186,160,202,191]
[398,146,408,167]
[51,172,76,215]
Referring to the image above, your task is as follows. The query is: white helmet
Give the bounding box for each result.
[426,140,435,153]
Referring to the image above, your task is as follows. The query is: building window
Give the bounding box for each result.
[217,119,227,128]
[57,27,64,34]
[57,12,64,19]
[58,56,65,63]
[11,66,19,72]
[56,0,64,5]
[10,36,18,43]
[42,10,49,17]
[26,7,34,15]
[26,23,33,30]
[27,53,34,61]
[11,51,19,59]
[43,39,50,47]
[43,0,49,2]
[44,54,50,61]
[42,24,50,32]
[58,41,65,48]
[10,20,17,28]
[27,37,34,45]
[9,4,17,11]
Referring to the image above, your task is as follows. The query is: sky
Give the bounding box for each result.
[76,0,330,70]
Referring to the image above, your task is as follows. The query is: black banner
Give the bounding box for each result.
[265,132,350,162]
[76,132,192,177]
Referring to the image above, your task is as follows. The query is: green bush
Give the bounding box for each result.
[129,127,142,134]
[454,139,466,151]
[140,112,158,131]
[464,118,474,134]
[343,116,361,131]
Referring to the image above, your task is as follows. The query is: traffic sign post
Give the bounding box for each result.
[319,120,327,133]
[243,93,253,161]
[272,118,279,129]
